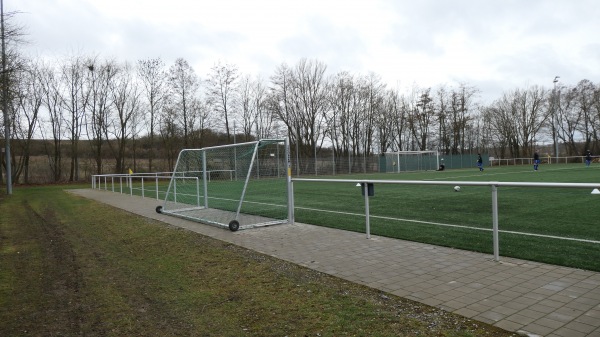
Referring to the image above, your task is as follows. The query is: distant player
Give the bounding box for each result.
[477,154,484,172]
[533,151,540,171]
[585,150,592,167]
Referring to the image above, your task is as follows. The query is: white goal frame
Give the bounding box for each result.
[157,138,294,231]
[384,151,440,172]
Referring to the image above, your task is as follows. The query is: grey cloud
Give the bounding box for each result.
[277,15,366,72]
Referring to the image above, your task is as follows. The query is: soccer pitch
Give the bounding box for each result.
[291,164,600,272]
[126,163,600,271]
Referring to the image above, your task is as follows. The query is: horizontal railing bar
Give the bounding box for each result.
[292,178,600,189]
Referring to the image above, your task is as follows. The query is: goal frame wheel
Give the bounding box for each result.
[156,205,163,213]
[228,220,240,232]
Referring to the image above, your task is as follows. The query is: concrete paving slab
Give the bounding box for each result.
[69,189,600,337]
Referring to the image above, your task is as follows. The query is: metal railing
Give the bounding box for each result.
[291,178,600,262]
[490,155,596,166]
[91,172,600,262]
[92,173,176,201]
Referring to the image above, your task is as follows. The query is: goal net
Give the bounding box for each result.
[383,151,439,172]
[157,139,293,231]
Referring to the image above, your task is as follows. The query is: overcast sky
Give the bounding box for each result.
[9,0,600,103]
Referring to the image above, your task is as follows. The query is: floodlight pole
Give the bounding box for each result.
[1,0,12,195]
[553,76,560,164]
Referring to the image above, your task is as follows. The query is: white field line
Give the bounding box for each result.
[427,165,597,181]
[208,196,288,208]
[296,206,600,245]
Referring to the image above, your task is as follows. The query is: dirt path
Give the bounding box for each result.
[5,201,84,335]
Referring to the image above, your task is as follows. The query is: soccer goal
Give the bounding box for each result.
[156,139,293,231]
[383,151,439,172]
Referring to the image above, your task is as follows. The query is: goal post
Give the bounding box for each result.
[383,151,440,172]
[157,138,293,231]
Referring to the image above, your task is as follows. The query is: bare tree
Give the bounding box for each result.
[250,76,277,139]
[360,73,385,156]
[85,58,116,175]
[516,86,547,156]
[406,87,435,151]
[592,83,600,154]
[327,71,354,163]
[270,59,329,174]
[268,63,295,140]
[206,61,239,143]
[237,74,253,141]
[137,57,166,171]
[38,62,65,182]
[435,85,450,153]
[11,59,42,183]
[573,79,597,153]
[556,83,583,156]
[60,55,88,181]
[167,58,200,147]
[449,84,478,154]
[238,74,276,141]
[1,8,27,187]
[158,103,180,170]
[108,62,140,173]
[485,86,547,157]
[389,89,407,152]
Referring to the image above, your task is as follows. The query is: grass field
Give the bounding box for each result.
[0,185,515,336]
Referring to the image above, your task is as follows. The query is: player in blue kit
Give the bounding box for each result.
[533,151,540,171]
[585,150,592,167]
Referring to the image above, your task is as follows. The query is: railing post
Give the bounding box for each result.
[289,181,295,225]
[492,183,500,261]
[364,182,371,239]
[141,177,145,198]
[286,137,294,225]
[202,151,208,208]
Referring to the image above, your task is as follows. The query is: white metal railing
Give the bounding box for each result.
[92,173,174,200]
[91,170,235,199]
[291,178,600,262]
[490,155,596,166]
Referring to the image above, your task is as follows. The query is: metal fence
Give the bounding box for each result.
[291,178,600,262]
[92,173,175,200]
[290,153,484,176]
[92,172,600,263]
[490,155,597,166]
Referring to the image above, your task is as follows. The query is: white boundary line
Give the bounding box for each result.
[426,165,599,181]
[296,206,600,245]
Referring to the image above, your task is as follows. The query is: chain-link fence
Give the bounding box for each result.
[289,153,485,176]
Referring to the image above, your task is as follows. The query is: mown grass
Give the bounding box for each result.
[0,185,514,336]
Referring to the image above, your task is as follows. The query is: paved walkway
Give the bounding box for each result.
[71,189,600,337]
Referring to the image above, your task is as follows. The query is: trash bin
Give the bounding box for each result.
[361,183,374,197]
